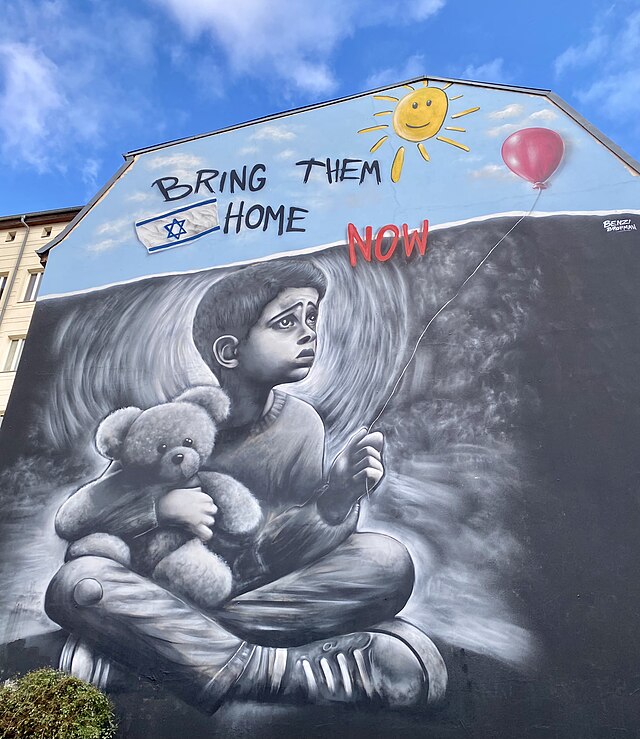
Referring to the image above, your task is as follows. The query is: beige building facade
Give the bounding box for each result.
[0,207,81,425]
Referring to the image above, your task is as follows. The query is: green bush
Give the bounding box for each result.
[0,668,117,739]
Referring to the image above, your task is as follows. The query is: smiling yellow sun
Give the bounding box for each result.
[358,80,480,182]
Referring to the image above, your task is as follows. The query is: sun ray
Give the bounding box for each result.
[417,143,430,161]
[374,95,399,102]
[358,125,389,134]
[422,80,429,87]
[374,110,393,116]
[451,106,480,119]
[403,84,415,90]
[449,94,463,100]
[391,147,405,182]
[370,136,389,153]
[436,136,470,152]
[441,82,453,90]
[445,126,466,132]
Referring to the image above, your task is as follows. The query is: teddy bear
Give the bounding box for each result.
[56,385,262,612]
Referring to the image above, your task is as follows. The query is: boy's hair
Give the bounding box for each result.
[193,259,327,370]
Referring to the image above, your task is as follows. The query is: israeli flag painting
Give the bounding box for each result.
[135,198,220,253]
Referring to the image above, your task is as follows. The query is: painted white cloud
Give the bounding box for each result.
[529,109,558,121]
[489,104,524,120]
[469,164,517,181]
[251,125,297,142]
[144,153,205,171]
[487,108,561,138]
[554,7,640,121]
[486,123,519,139]
[95,217,134,237]
[152,0,446,95]
[141,152,206,182]
[88,238,120,254]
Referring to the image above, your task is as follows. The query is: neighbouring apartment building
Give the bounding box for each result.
[0,207,81,425]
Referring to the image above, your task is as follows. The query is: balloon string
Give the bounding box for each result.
[367,188,543,436]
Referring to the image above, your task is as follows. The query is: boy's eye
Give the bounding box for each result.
[183,438,193,447]
[275,316,295,329]
[157,443,167,454]
[306,310,317,326]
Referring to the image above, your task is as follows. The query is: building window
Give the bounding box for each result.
[0,273,8,302]
[6,231,16,242]
[4,338,25,372]
[22,271,43,302]
[41,226,52,238]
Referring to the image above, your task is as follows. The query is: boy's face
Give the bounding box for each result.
[238,287,319,386]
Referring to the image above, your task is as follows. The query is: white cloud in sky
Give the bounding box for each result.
[459,58,508,83]
[152,0,446,95]
[0,42,67,171]
[0,1,158,174]
[554,7,640,121]
[366,53,426,89]
[81,158,101,194]
[0,0,448,185]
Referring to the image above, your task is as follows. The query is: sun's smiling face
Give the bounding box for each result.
[357,79,480,182]
[393,87,448,142]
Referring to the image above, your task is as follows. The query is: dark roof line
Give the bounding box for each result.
[124,75,551,157]
[547,92,640,173]
[0,205,83,227]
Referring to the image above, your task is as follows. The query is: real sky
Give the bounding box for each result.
[1,0,639,216]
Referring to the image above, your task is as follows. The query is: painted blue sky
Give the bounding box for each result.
[39,75,639,296]
[1,0,639,218]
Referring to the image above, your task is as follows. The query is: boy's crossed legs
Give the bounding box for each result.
[45,531,447,712]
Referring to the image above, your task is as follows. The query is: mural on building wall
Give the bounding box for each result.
[1,78,640,736]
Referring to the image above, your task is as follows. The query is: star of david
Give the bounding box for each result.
[164,218,187,240]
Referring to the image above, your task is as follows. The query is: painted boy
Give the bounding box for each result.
[46,260,447,711]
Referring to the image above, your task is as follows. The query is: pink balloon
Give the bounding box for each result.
[501,128,565,189]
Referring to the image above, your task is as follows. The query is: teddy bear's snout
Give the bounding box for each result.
[158,446,201,481]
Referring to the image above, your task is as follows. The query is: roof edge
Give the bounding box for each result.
[547,92,640,174]
[124,75,551,157]
[0,205,83,228]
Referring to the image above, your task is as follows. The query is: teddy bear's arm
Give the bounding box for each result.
[198,472,262,537]
[55,466,159,542]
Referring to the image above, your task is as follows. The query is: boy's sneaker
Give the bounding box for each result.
[59,634,111,690]
[232,618,447,710]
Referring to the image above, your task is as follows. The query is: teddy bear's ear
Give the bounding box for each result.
[174,385,231,423]
[95,407,143,459]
